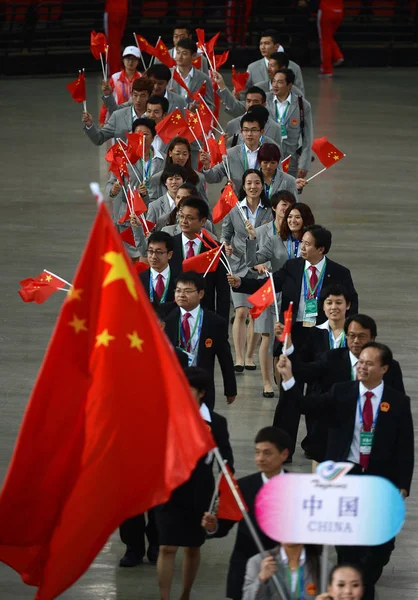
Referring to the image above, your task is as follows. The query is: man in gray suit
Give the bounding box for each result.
[213,71,266,118]
[170,38,214,110]
[154,25,209,75]
[266,68,313,178]
[82,78,154,146]
[254,51,304,97]
[226,105,282,152]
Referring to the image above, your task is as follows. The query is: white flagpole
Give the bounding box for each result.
[203,242,225,278]
[208,467,224,513]
[116,139,143,184]
[196,109,210,151]
[121,185,134,214]
[281,155,291,164]
[223,155,232,181]
[133,33,148,72]
[213,448,289,600]
[200,45,214,71]
[269,272,279,322]
[220,252,232,275]
[140,214,150,233]
[320,545,330,592]
[82,69,87,112]
[198,93,225,133]
[100,54,106,80]
[306,167,327,182]
[43,270,72,288]
[187,124,203,150]
[104,47,109,79]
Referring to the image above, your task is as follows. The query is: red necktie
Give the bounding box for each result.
[308,265,318,298]
[359,391,374,469]
[181,312,192,347]
[186,240,195,259]
[155,273,164,300]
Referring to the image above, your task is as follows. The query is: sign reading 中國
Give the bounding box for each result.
[255,461,405,546]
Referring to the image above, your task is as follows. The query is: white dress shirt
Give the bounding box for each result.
[296,257,326,322]
[179,304,202,363]
[279,547,306,594]
[199,402,211,422]
[347,381,384,464]
[240,198,262,226]
[261,470,285,485]
[316,320,345,348]
[181,233,201,258]
[166,192,176,211]
[244,145,259,169]
[176,67,194,97]
[274,93,292,120]
[150,265,170,291]
[349,351,358,380]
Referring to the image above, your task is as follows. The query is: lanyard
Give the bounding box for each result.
[287,236,300,259]
[275,100,290,124]
[303,260,326,300]
[178,307,203,354]
[141,148,153,185]
[272,221,279,236]
[149,270,171,303]
[264,172,276,198]
[357,392,380,432]
[285,566,304,600]
[328,328,346,349]
[242,143,259,171]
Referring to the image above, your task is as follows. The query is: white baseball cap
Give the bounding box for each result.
[123,46,141,59]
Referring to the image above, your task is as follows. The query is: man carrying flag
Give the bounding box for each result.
[202,427,292,600]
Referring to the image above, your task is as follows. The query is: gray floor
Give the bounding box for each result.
[0,68,417,599]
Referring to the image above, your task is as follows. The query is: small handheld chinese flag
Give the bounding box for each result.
[66,71,86,103]
[118,188,148,224]
[248,278,275,319]
[196,28,206,50]
[279,301,293,342]
[173,70,193,99]
[217,133,227,156]
[192,80,207,102]
[232,66,249,93]
[135,33,156,56]
[18,272,67,304]
[90,31,107,59]
[206,31,220,56]
[126,131,145,163]
[153,39,176,68]
[207,136,223,167]
[212,183,238,224]
[119,226,136,247]
[182,246,222,274]
[312,137,345,168]
[156,108,188,143]
[133,261,150,275]
[214,51,229,70]
[281,156,291,173]
[217,465,247,521]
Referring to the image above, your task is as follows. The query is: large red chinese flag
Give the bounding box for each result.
[0,202,215,600]
[217,466,247,521]
[66,71,86,103]
[182,246,221,274]
[311,137,345,168]
[156,108,188,143]
[90,31,107,59]
[232,66,249,92]
[248,278,275,319]
[212,183,238,224]
[153,39,176,68]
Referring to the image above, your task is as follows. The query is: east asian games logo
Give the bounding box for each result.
[316,461,354,481]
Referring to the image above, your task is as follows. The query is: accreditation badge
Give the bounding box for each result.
[304,298,318,318]
[360,430,374,455]
[280,124,288,140]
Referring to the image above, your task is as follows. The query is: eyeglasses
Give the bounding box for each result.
[346,333,370,341]
[178,214,199,222]
[242,128,261,134]
[147,249,168,257]
[174,288,198,294]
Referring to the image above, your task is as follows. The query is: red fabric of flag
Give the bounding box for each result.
[140,219,156,234]
[192,56,202,69]
[206,31,220,56]
[153,40,176,68]
[133,261,150,275]
[312,137,345,168]
[126,132,145,164]
[0,202,215,600]
[248,278,275,319]
[196,28,206,49]
[281,156,291,173]
[279,302,293,342]
[66,72,86,103]
[197,102,212,132]
[207,136,222,167]
[192,80,207,102]
[217,465,247,521]
[118,189,147,224]
[119,226,136,247]
[18,272,66,304]
[182,246,221,273]
[212,183,238,224]
[156,108,189,143]
[232,66,249,92]
[217,133,227,156]
[214,51,229,70]
[90,31,107,59]
[135,33,156,56]
[172,69,193,99]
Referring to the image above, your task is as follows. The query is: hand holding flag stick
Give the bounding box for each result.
[115,138,143,184]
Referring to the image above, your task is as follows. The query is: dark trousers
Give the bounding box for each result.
[337,539,395,600]
[119,509,158,557]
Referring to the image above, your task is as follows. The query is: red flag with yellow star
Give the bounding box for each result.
[212,183,238,224]
[311,137,345,168]
[281,155,291,173]
[182,245,222,274]
[231,66,249,93]
[217,465,247,521]
[248,278,275,319]
[156,108,188,143]
[153,39,176,68]
[0,202,215,600]
[18,272,67,304]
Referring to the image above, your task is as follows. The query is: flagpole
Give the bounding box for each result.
[208,468,224,513]
[90,182,104,205]
[187,124,203,150]
[200,45,214,71]
[220,251,232,275]
[281,155,291,164]
[99,53,106,80]
[320,545,330,593]
[140,214,150,233]
[82,69,87,112]
[196,109,209,151]
[116,138,143,183]
[306,167,327,182]
[198,93,225,134]
[43,270,72,288]
[133,33,148,72]
[104,47,108,79]
[269,272,279,322]
[223,155,232,181]
[213,448,289,600]
[121,185,134,214]
[203,243,225,278]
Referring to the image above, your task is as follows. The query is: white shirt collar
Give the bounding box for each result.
[240,197,262,210]
[166,192,176,209]
[150,265,170,281]
[359,381,384,399]
[182,233,200,249]
[179,304,201,319]
[279,546,306,566]
[304,256,326,273]
[151,146,164,161]
[244,145,259,155]
[349,350,358,367]
[199,402,211,422]
[177,66,194,81]
[316,320,330,330]
[261,470,285,484]
[274,92,292,105]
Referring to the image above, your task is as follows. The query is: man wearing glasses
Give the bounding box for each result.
[170,197,231,326]
[139,231,179,305]
[163,271,237,410]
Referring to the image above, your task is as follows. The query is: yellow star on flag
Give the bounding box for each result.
[67,288,83,301]
[333,154,340,161]
[69,314,88,334]
[45,275,52,282]
[102,251,138,301]
[95,329,115,348]
[127,330,144,351]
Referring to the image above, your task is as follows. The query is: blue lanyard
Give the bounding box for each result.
[285,565,304,600]
[264,172,276,199]
[328,328,346,349]
[287,236,300,259]
[141,148,153,186]
[303,260,326,300]
[178,307,203,354]
[149,270,170,303]
[357,392,381,431]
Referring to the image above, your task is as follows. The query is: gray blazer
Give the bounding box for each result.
[264,169,299,200]
[147,193,175,224]
[246,58,305,95]
[265,92,313,172]
[102,89,188,116]
[246,222,289,271]
[170,68,214,109]
[226,115,282,150]
[202,144,264,192]
[217,86,246,118]
[221,201,273,276]
[84,106,138,146]
[242,548,318,600]
[148,169,209,205]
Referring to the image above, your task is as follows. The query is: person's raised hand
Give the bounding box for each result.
[296,177,307,190]
[188,100,200,112]
[111,181,122,196]
[224,242,234,257]
[82,112,93,127]
[199,149,211,169]
[245,221,256,240]
[101,80,112,96]
[226,273,241,288]
[276,354,293,382]
[201,512,217,532]
[273,321,284,338]
[138,183,148,197]
[211,70,226,90]
[130,214,141,227]
[258,555,277,584]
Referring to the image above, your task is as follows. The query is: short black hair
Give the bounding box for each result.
[320,283,351,304]
[329,564,364,587]
[260,29,280,44]
[246,86,267,103]
[271,190,297,212]
[176,38,196,54]
[184,366,211,395]
[147,94,169,114]
[361,342,393,367]
[238,169,269,207]
[147,231,174,252]
[132,117,156,137]
[254,426,292,453]
[247,104,269,127]
[303,224,332,254]
[175,271,205,292]
[240,113,265,131]
[270,51,289,68]
[181,196,209,220]
[178,182,199,196]
[344,314,377,338]
[161,163,188,184]
[276,67,295,86]
[146,63,171,82]
[173,24,191,34]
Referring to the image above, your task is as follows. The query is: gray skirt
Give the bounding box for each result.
[231,290,252,309]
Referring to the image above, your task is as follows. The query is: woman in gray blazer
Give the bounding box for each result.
[258,143,306,201]
[221,169,273,371]
[242,543,321,600]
